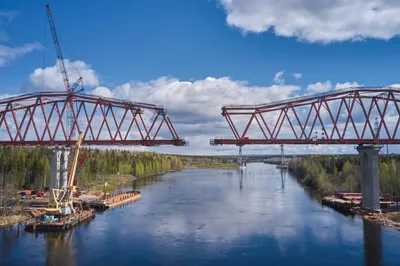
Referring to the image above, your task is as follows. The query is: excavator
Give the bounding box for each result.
[45,133,83,216]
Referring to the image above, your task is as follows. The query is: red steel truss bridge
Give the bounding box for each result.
[210,87,400,146]
[0,91,187,147]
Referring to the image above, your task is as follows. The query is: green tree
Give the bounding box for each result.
[379,162,389,193]
[388,159,397,195]
[345,174,356,192]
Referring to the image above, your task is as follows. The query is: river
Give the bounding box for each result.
[1,163,400,266]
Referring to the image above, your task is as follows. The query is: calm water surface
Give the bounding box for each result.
[1,163,400,266]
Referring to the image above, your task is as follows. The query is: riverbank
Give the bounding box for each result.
[179,155,238,170]
[362,212,400,230]
[184,163,238,170]
[0,213,30,228]
[288,157,400,231]
[87,169,183,195]
[288,158,336,195]
[88,174,137,195]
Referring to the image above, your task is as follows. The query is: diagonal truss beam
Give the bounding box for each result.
[0,91,187,146]
[211,87,400,145]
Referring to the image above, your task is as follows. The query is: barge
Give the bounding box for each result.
[322,191,392,213]
[88,191,141,211]
[25,208,95,232]
[25,133,96,232]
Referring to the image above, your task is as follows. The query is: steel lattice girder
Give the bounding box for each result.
[0,91,187,146]
[210,87,400,146]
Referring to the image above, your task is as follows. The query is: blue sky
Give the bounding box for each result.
[1,0,400,154]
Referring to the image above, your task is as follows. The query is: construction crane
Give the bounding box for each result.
[46,4,83,140]
[45,132,83,215]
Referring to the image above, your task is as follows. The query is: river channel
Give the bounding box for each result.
[1,163,400,265]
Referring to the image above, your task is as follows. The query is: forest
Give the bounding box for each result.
[177,155,237,169]
[0,146,183,190]
[288,155,400,196]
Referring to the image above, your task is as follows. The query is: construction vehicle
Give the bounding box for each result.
[31,190,45,197]
[45,133,83,215]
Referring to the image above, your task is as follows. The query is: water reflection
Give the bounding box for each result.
[0,164,399,266]
[238,169,244,190]
[45,231,75,266]
[280,169,286,189]
[131,175,163,191]
[1,224,24,260]
[363,219,382,266]
[149,165,304,244]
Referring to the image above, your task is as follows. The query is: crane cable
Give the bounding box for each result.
[41,7,47,92]
[40,8,48,137]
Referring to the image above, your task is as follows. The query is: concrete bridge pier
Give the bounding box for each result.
[356,145,382,212]
[49,147,71,198]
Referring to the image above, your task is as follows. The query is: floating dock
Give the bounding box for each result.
[25,209,95,231]
[322,191,391,213]
[88,191,141,211]
[322,196,356,212]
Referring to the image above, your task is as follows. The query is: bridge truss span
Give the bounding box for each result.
[211,87,400,146]
[0,91,187,146]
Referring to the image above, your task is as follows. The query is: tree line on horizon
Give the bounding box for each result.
[288,155,400,196]
[0,146,183,190]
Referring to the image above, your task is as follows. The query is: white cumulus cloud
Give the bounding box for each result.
[293,73,302,79]
[0,11,18,22]
[273,70,285,84]
[0,43,42,67]
[306,81,332,93]
[307,80,361,93]
[0,10,42,65]
[25,61,381,155]
[109,76,299,123]
[30,59,100,90]
[87,76,301,154]
[334,81,361,90]
[218,0,400,43]
[92,86,114,98]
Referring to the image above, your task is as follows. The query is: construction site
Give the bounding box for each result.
[0,4,186,231]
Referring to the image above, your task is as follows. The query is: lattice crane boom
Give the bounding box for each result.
[46,4,83,140]
[45,4,71,92]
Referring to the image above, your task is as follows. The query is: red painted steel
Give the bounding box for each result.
[210,87,400,146]
[0,92,187,146]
